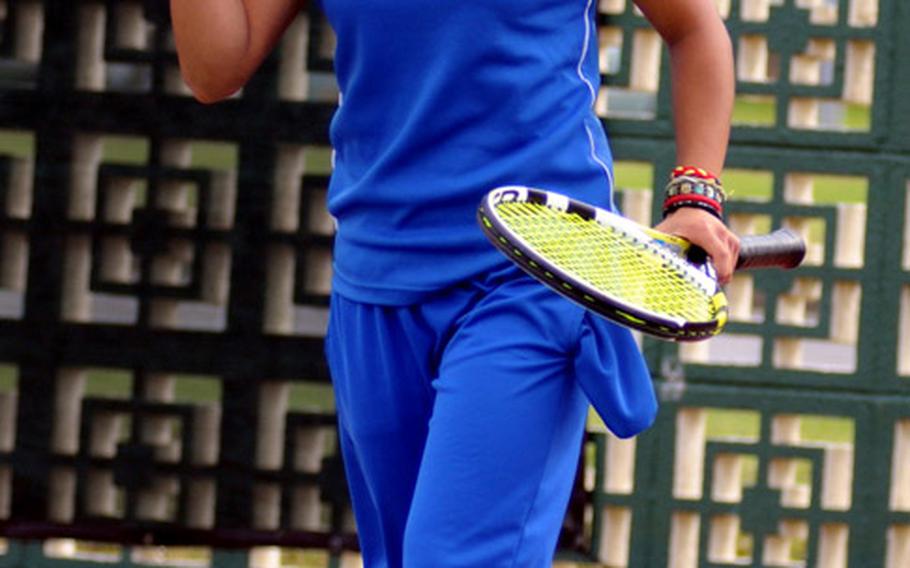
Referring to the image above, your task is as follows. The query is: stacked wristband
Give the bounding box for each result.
[662,166,727,220]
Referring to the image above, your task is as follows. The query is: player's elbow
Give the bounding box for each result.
[185,74,243,104]
[179,61,246,104]
[189,83,239,105]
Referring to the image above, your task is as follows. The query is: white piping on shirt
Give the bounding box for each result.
[576,0,615,192]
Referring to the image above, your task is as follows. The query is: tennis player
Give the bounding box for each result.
[172,0,739,565]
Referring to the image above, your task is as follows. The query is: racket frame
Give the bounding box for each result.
[478,186,728,341]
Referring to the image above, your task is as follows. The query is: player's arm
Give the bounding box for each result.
[170,0,306,103]
[633,0,740,283]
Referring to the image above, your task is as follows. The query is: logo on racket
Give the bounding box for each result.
[490,186,526,204]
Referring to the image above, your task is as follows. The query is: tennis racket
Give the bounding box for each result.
[477,185,805,341]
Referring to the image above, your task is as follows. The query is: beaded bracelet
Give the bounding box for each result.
[663,197,724,220]
[671,165,721,185]
[662,165,727,220]
[664,176,727,204]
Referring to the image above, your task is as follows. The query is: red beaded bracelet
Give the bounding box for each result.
[672,165,721,185]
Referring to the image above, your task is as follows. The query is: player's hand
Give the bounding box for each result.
[654,207,740,284]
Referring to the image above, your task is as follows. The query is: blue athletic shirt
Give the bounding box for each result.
[321,0,616,304]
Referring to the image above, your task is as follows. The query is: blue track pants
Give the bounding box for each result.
[325,266,656,567]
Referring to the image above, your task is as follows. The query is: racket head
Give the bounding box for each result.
[478,186,728,341]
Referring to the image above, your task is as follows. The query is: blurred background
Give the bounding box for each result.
[0,0,908,566]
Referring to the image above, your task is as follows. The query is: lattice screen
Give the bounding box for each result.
[0,0,908,567]
[594,0,910,566]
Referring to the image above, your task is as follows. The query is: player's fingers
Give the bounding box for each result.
[709,227,739,285]
[654,208,739,284]
[693,225,730,284]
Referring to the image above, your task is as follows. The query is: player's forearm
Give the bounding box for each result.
[170,0,303,103]
[666,18,734,174]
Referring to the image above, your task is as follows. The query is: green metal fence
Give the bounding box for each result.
[596,0,910,566]
[0,0,907,566]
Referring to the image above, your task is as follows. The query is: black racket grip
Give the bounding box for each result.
[735,229,806,270]
[686,229,806,270]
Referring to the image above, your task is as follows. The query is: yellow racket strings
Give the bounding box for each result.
[497,202,717,323]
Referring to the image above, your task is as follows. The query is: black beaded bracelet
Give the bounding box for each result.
[662,199,724,221]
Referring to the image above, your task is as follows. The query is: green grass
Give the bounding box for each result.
[812,174,867,204]
[84,368,132,397]
[732,97,872,130]
[706,407,854,444]
[101,136,148,164]
[290,382,335,411]
[0,365,15,391]
[1,366,335,409]
[305,147,334,175]
[76,369,332,409]
[281,549,336,567]
[706,408,761,440]
[733,96,777,126]
[97,137,239,170]
[845,103,872,130]
[0,130,33,157]
[99,136,239,172]
[725,169,774,201]
[0,131,239,170]
[189,141,237,169]
[613,161,653,191]
[800,414,854,443]
[174,375,223,402]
